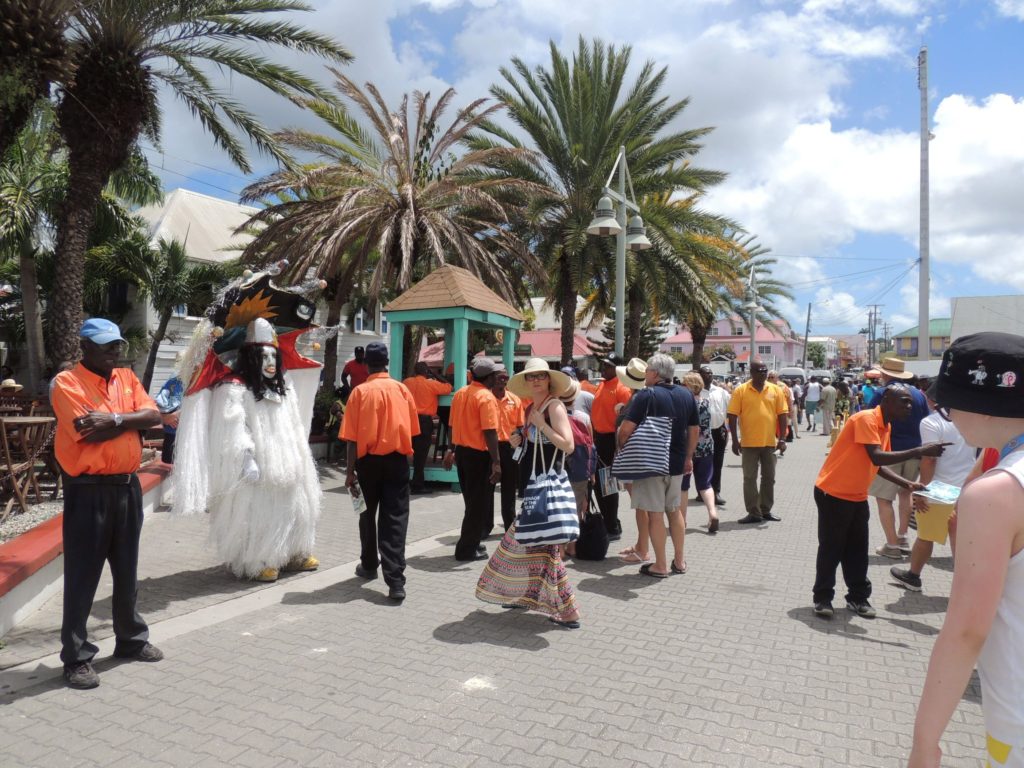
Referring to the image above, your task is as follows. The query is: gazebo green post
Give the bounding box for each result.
[388,321,405,380]
[451,317,469,390]
[502,327,516,373]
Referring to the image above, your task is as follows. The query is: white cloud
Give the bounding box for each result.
[994,0,1024,21]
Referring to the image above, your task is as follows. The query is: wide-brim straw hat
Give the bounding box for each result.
[0,378,23,392]
[508,357,571,398]
[616,358,648,390]
[871,357,913,381]
[558,378,580,404]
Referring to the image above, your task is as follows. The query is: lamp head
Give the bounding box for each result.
[626,215,652,251]
[586,196,622,237]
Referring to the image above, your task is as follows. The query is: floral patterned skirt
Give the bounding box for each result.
[475,524,579,620]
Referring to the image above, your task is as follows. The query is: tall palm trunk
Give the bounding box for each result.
[51,47,149,363]
[141,309,171,392]
[559,257,575,367]
[321,285,344,387]
[20,245,45,392]
[689,321,709,367]
[626,283,643,359]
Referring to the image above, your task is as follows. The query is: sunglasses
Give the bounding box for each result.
[524,372,550,382]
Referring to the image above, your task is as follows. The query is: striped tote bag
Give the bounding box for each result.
[514,439,580,546]
[611,390,672,480]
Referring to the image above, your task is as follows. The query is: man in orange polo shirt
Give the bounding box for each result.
[812,385,948,619]
[403,362,452,493]
[342,342,420,601]
[591,356,633,540]
[51,319,163,689]
[489,363,524,531]
[444,357,502,560]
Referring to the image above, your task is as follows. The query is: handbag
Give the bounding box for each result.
[574,485,609,560]
[514,436,580,546]
[597,464,620,497]
[612,388,672,480]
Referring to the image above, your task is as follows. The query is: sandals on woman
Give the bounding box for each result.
[671,561,688,575]
[639,563,670,579]
[618,548,652,564]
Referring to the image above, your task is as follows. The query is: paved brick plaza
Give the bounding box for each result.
[0,435,985,767]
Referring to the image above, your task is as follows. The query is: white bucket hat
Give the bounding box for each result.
[616,357,647,390]
[508,357,571,398]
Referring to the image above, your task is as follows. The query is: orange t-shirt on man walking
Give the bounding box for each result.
[591,378,632,434]
[340,372,420,458]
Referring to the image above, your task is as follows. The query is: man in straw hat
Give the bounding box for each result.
[590,355,634,541]
[727,360,789,524]
[445,357,503,561]
[868,357,929,559]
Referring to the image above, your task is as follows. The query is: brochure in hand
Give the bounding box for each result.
[912,480,961,505]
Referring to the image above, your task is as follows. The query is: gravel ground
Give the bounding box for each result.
[0,499,62,544]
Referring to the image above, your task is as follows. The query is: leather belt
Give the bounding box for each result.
[64,473,135,486]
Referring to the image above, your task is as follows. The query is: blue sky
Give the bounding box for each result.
[150,0,1024,339]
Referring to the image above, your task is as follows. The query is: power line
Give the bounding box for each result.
[139,144,253,183]
[139,152,244,198]
[773,253,911,263]
[787,263,905,288]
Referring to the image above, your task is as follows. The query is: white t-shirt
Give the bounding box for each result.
[805,382,821,402]
[918,413,975,487]
[701,385,730,429]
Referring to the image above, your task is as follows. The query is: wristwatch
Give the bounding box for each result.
[113,413,123,427]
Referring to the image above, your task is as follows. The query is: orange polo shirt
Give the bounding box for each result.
[580,379,598,395]
[449,381,500,451]
[591,378,632,434]
[51,364,158,477]
[402,375,452,417]
[494,390,525,442]
[340,372,420,458]
[816,408,891,501]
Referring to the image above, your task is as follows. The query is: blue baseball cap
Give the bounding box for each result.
[80,318,126,345]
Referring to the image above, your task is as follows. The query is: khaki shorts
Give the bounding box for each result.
[868,458,921,501]
[630,474,684,513]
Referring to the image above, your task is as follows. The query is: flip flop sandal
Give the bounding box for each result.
[639,564,669,579]
[671,562,688,575]
[549,616,581,629]
[618,550,651,564]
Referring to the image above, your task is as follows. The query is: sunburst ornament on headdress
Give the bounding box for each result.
[225,290,278,330]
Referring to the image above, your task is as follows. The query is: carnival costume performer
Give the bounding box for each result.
[172,264,332,582]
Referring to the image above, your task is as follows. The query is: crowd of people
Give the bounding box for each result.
[39,312,1024,764]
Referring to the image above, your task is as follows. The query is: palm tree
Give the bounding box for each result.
[472,37,726,365]
[685,236,792,366]
[239,71,544,301]
[0,0,74,158]
[93,234,236,390]
[47,0,352,365]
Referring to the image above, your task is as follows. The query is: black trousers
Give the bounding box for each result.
[161,431,175,464]
[498,441,518,531]
[454,446,494,559]
[61,475,149,666]
[410,415,434,488]
[812,486,872,604]
[357,452,411,587]
[711,426,728,495]
[593,431,621,534]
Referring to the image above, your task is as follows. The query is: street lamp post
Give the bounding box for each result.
[744,267,760,376]
[586,145,652,359]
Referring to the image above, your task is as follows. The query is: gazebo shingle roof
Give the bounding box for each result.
[383,265,524,321]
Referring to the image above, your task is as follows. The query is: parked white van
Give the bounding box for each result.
[778,366,807,384]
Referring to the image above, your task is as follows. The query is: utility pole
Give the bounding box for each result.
[867,304,883,367]
[882,322,892,355]
[918,46,931,361]
[801,303,811,369]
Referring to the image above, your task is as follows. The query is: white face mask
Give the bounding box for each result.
[260,346,278,380]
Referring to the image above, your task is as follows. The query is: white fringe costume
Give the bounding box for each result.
[175,375,321,579]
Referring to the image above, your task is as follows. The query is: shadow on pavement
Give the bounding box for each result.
[92,566,258,621]
[280,578,396,607]
[786,606,910,648]
[926,555,953,572]
[433,609,552,650]
[406,553,479,573]
[0,654,135,705]
[883,590,948,616]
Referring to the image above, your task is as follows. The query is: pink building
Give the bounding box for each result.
[660,315,805,368]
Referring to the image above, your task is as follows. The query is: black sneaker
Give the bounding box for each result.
[113,642,164,662]
[846,600,877,618]
[388,585,406,601]
[354,564,378,580]
[63,661,100,689]
[714,495,726,506]
[813,602,834,619]
[890,567,923,592]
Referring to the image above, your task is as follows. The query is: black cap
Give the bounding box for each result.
[354,345,365,354]
[599,354,624,367]
[935,332,1024,418]
[364,342,388,366]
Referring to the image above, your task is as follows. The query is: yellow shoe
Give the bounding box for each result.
[254,567,279,582]
[283,555,319,572]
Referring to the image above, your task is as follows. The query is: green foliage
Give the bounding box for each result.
[806,342,827,368]
[588,308,666,361]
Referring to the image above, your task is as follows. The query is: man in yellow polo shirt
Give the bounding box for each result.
[444,357,502,561]
[342,342,420,601]
[727,360,789,524]
[51,319,163,689]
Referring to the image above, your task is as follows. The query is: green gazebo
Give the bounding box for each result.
[383,265,523,484]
